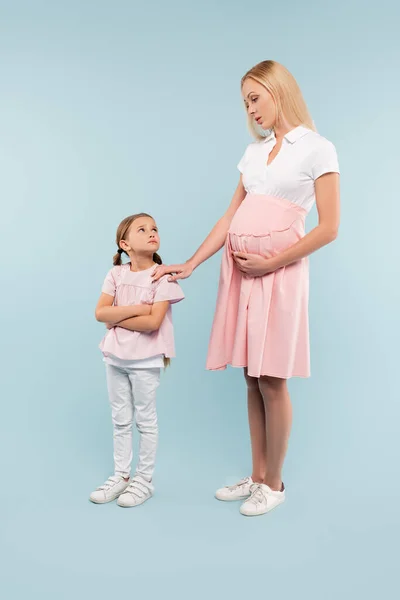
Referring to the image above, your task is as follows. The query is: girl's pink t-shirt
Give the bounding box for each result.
[99,264,184,361]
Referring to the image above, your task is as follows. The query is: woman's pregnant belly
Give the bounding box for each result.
[228,194,306,255]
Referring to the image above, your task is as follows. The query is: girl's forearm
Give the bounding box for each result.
[114,315,158,332]
[95,304,150,324]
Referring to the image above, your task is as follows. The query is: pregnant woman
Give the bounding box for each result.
[153,60,340,517]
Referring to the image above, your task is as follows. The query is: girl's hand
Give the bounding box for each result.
[152,261,194,283]
[232,252,279,277]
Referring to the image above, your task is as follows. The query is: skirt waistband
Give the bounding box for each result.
[244,194,307,217]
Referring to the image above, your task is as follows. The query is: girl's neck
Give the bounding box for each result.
[128,254,155,272]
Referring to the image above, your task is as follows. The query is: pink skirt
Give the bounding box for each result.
[206,194,310,379]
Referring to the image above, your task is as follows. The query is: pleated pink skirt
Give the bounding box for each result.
[206,194,310,379]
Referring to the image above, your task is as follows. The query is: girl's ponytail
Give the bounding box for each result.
[113,248,124,266]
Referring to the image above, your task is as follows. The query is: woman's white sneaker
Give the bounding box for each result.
[89,475,130,504]
[239,483,285,516]
[117,475,154,507]
[215,476,254,501]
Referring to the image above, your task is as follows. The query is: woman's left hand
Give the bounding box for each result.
[232,251,280,277]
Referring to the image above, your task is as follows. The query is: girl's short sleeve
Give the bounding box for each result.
[311,140,340,181]
[102,267,119,297]
[153,276,185,305]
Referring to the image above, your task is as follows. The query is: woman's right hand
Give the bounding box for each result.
[152,261,194,282]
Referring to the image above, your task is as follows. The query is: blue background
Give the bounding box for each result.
[0,0,399,598]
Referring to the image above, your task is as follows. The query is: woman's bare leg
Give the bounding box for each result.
[258,375,292,491]
[244,368,267,483]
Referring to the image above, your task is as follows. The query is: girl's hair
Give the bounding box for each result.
[241,60,315,141]
[111,212,170,369]
[112,213,162,267]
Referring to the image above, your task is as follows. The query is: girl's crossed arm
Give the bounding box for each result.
[115,301,170,333]
[95,293,151,324]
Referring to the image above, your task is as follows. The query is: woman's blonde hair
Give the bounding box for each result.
[241,60,315,141]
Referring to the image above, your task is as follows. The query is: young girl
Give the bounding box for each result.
[90,213,184,508]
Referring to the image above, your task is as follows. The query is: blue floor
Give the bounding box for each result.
[1,364,397,599]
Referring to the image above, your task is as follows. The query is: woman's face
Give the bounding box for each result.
[242,78,276,130]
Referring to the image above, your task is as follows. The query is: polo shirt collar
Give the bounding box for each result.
[263,125,311,144]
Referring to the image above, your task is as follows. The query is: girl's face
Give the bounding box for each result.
[242,78,276,130]
[120,216,160,256]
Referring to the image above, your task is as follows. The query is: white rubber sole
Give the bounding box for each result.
[239,498,285,517]
[89,493,123,504]
[215,492,251,502]
[117,495,152,508]
[89,487,130,504]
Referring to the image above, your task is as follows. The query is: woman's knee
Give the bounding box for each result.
[259,375,287,394]
[243,368,259,391]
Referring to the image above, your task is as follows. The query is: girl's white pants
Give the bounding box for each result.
[105,364,160,481]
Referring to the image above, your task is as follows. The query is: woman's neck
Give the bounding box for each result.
[273,120,295,142]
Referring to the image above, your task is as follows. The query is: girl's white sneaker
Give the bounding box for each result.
[239,483,285,516]
[89,475,130,504]
[117,475,154,507]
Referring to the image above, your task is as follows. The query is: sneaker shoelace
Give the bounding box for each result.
[226,477,251,491]
[247,483,268,505]
[124,478,150,499]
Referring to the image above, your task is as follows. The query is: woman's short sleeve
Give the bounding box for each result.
[311,140,340,181]
[102,267,119,297]
[237,145,250,174]
[153,276,185,305]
